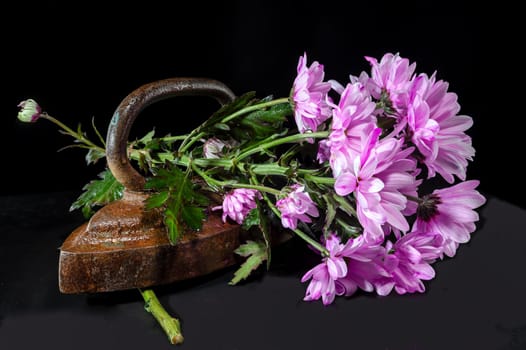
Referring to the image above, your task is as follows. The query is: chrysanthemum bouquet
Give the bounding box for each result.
[17,52,486,344]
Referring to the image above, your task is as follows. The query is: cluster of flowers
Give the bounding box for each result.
[216,53,485,305]
[16,52,486,307]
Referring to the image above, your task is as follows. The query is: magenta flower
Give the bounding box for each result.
[412,180,486,257]
[316,139,330,163]
[336,235,389,297]
[301,234,351,305]
[407,74,475,183]
[276,184,319,230]
[333,128,418,240]
[292,53,332,135]
[328,82,377,176]
[217,188,261,225]
[375,230,442,296]
[17,99,42,123]
[364,53,416,114]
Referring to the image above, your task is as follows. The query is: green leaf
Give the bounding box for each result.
[145,166,180,190]
[241,208,259,230]
[229,240,268,285]
[70,169,124,218]
[322,194,337,234]
[203,91,257,129]
[145,191,170,209]
[256,201,272,269]
[335,217,362,239]
[164,210,180,243]
[138,129,156,144]
[145,164,209,244]
[214,123,230,131]
[332,194,357,217]
[181,206,205,230]
[85,148,105,165]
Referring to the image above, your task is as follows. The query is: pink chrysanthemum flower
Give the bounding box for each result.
[412,180,486,258]
[336,235,388,297]
[276,184,319,230]
[292,53,332,135]
[375,230,443,296]
[407,74,475,183]
[216,188,261,225]
[364,53,416,114]
[328,82,377,175]
[301,234,351,305]
[333,128,418,240]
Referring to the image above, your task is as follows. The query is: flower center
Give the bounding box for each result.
[416,194,441,222]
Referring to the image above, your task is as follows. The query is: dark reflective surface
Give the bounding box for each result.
[1,191,525,349]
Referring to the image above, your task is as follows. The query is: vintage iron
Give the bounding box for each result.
[59,78,247,294]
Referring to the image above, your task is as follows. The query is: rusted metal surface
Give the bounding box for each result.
[59,78,241,293]
[59,191,241,293]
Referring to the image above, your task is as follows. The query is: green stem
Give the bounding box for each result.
[228,182,281,196]
[220,97,290,124]
[178,98,290,154]
[249,173,329,257]
[263,194,329,257]
[139,289,184,345]
[236,131,329,161]
[41,113,106,154]
[191,162,281,195]
[304,174,335,185]
[162,134,189,142]
[179,131,206,154]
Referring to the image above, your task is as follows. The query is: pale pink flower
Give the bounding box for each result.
[407,74,475,183]
[375,230,443,296]
[292,53,332,135]
[336,235,389,297]
[412,180,486,257]
[203,137,225,159]
[364,53,416,114]
[301,234,352,305]
[216,188,261,225]
[316,139,330,163]
[333,128,418,240]
[276,184,319,230]
[328,82,377,176]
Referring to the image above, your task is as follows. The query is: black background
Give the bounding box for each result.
[1,2,526,349]
[2,1,523,208]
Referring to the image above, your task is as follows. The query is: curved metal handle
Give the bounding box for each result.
[106,78,236,191]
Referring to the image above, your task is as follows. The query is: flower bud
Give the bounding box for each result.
[17,99,42,123]
[203,137,225,159]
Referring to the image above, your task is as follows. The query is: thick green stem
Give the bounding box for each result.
[140,289,184,345]
[304,174,335,185]
[228,182,281,196]
[162,134,189,142]
[179,131,206,154]
[236,131,329,161]
[191,162,281,195]
[221,97,290,123]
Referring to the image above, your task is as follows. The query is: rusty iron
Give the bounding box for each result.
[58,78,244,294]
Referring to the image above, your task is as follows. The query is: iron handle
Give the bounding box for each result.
[106,78,236,191]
